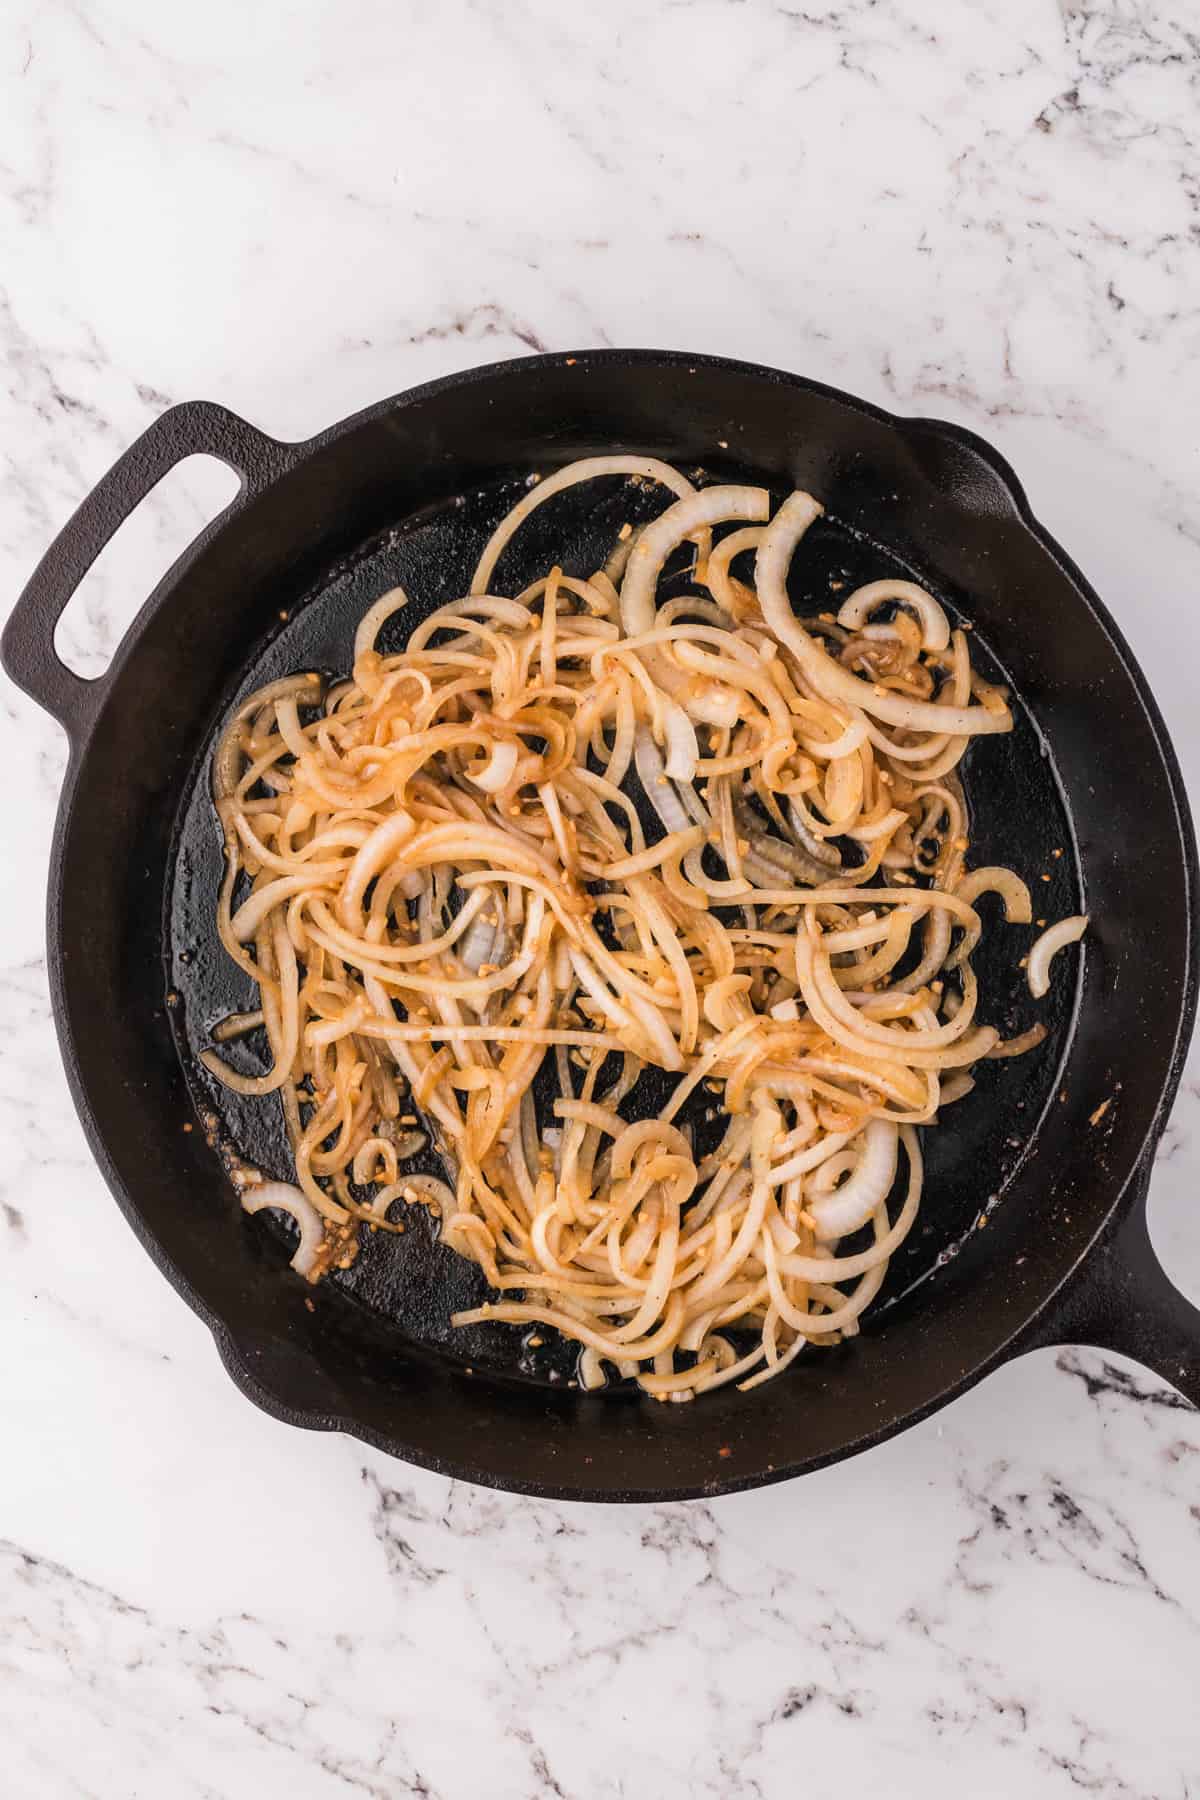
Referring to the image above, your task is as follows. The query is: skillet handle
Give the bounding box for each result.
[0,401,289,744]
[1020,1155,1200,1407]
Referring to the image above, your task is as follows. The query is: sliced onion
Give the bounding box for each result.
[389,1128,428,1159]
[808,1119,899,1242]
[731,793,828,885]
[398,1173,455,1213]
[954,866,1033,924]
[703,525,764,618]
[213,675,324,802]
[800,717,870,762]
[212,1008,265,1042]
[785,801,841,867]
[673,769,713,831]
[634,726,694,834]
[626,994,685,1071]
[568,948,643,1043]
[684,680,741,732]
[602,523,643,586]
[353,586,411,689]
[604,825,704,878]
[837,579,950,652]
[846,807,908,844]
[459,908,499,974]
[471,456,697,595]
[241,1180,326,1278]
[620,485,769,727]
[339,813,418,927]
[742,848,813,893]
[622,485,769,632]
[233,874,326,944]
[1028,915,1088,999]
[893,905,952,994]
[939,1073,975,1105]
[987,1022,1048,1058]
[756,493,1010,737]
[468,740,518,793]
[662,700,700,781]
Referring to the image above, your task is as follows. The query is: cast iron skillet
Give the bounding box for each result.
[4,350,1199,1502]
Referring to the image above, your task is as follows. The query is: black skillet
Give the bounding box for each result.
[4,350,1198,1501]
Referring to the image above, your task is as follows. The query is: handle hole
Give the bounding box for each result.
[53,454,242,679]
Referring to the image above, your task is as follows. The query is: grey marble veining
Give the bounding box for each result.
[1,2,1198,1795]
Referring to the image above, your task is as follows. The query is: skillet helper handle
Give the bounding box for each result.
[1024,1156,1200,1407]
[1,401,288,743]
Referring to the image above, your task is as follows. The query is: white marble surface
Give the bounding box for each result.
[2,2,1200,1795]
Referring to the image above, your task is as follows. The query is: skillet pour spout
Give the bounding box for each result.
[3,349,1197,1500]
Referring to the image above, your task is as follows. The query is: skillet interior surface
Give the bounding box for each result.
[169,465,1079,1389]
[47,353,1193,1496]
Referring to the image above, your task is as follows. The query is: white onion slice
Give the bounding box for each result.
[459,908,499,974]
[634,726,695,834]
[568,948,642,1042]
[846,807,908,844]
[232,874,326,944]
[397,1173,455,1214]
[471,456,697,595]
[695,687,741,730]
[626,994,685,1071]
[837,579,950,652]
[1028,914,1088,999]
[353,586,411,687]
[768,1128,856,1189]
[939,1073,976,1106]
[894,905,953,994]
[339,812,418,927]
[662,700,700,781]
[621,485,769,636]
[809,1119,899,1242]
[241,1180,326,1278]
[800,716,870,762]
[955,866,1033,924]
[620,485,769,727]
[756,493,1010,737]
[786,801,841,867]
[469,740,518,793]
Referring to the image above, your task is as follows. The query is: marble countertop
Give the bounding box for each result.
[3,2,1199,1795]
